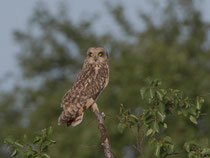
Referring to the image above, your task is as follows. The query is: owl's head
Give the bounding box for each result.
[85,47,108,64]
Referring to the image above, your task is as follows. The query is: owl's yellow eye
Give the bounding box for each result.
[98,52,103,56]
[89,52,94,57]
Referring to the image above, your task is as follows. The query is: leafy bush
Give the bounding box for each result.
[4,127,56,158]
[4,80,210,158]
[118,80,209,158]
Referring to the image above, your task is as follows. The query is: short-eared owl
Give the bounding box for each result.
[58,47,109,126]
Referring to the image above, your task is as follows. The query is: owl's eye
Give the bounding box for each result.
[98,52,103,57]
[89,52,94,57]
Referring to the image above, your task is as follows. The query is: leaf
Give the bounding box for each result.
[196,99,201,110]
[158,103,165,114]
[152,121,159,133]
[146,128,153,136]
[189,115,198,124]
[27,153,33,158]
[149,88,154,99]
[129,114,139,126]
[43,153,50,158]
[41,128,47,135]
[200,97,204,104]
[201,148,210,155]
[188,152,194,158]
[184,141,199,154]
[157,80,162,86]
[159,89,167,95]
[156,91,163,101]
[144,115,153,124]
[14,142,24,148]
[173,89,180,93]
[11,149,18,157]
[157,111,165,122]
[33,136,41,144]
[47,126,53,136]
[32,152,38,157]
[184,142,190,152]
[189,107,197,116]
[140,87,147,99]
[148,98,152,104]
[163,123,167,128]
[184,100,190,108]
[49,139,56,144]
[163,136,172,144]
[130,114,139,121]
[168,144,175,153]
[155,144,161,157]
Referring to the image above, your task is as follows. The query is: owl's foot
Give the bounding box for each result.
[92,103,99,113]
[101,112,106,118]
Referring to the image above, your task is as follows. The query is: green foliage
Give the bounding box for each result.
[4,127,56,158]
[118,80,209,157]
[184,141,210,158]
[118,104,139,133]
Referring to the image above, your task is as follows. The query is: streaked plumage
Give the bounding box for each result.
[58,47,109,126]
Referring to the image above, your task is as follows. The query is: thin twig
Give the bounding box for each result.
[163,150,185,158]
[140,131,144,154]
[92,104,115,158]
[136,123,144,158]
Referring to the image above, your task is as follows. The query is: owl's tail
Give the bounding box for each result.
[58,110,84,127]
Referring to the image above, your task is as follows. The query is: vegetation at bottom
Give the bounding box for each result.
[4,80,210,157]
[5,127,56,158]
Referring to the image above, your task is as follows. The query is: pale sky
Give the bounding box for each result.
[0,0,210,90]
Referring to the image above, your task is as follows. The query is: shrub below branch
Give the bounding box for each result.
[118,79,209,158]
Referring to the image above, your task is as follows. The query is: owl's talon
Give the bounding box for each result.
[101,112,106,118]
[92,103,99,113]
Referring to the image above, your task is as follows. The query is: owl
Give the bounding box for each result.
[58,47,109,127]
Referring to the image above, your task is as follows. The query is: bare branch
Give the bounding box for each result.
[163,150,185,158]
[136,123,144,158]
[92,103,115,158]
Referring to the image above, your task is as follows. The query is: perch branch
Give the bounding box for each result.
[136,123,144,158]
[92,103,115,158]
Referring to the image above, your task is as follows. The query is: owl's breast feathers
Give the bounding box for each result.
[58,63,109,126]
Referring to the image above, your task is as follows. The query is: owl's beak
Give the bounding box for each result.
[94,56,97,61]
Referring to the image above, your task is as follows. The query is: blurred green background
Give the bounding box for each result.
[1,0,210,157]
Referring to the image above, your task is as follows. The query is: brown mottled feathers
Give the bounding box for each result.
[58,47,109,126]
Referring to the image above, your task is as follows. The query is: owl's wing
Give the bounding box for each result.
[60,66,93,108]
[58,64,109,126]
[59,87,86,126]
[62,64,108,105]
